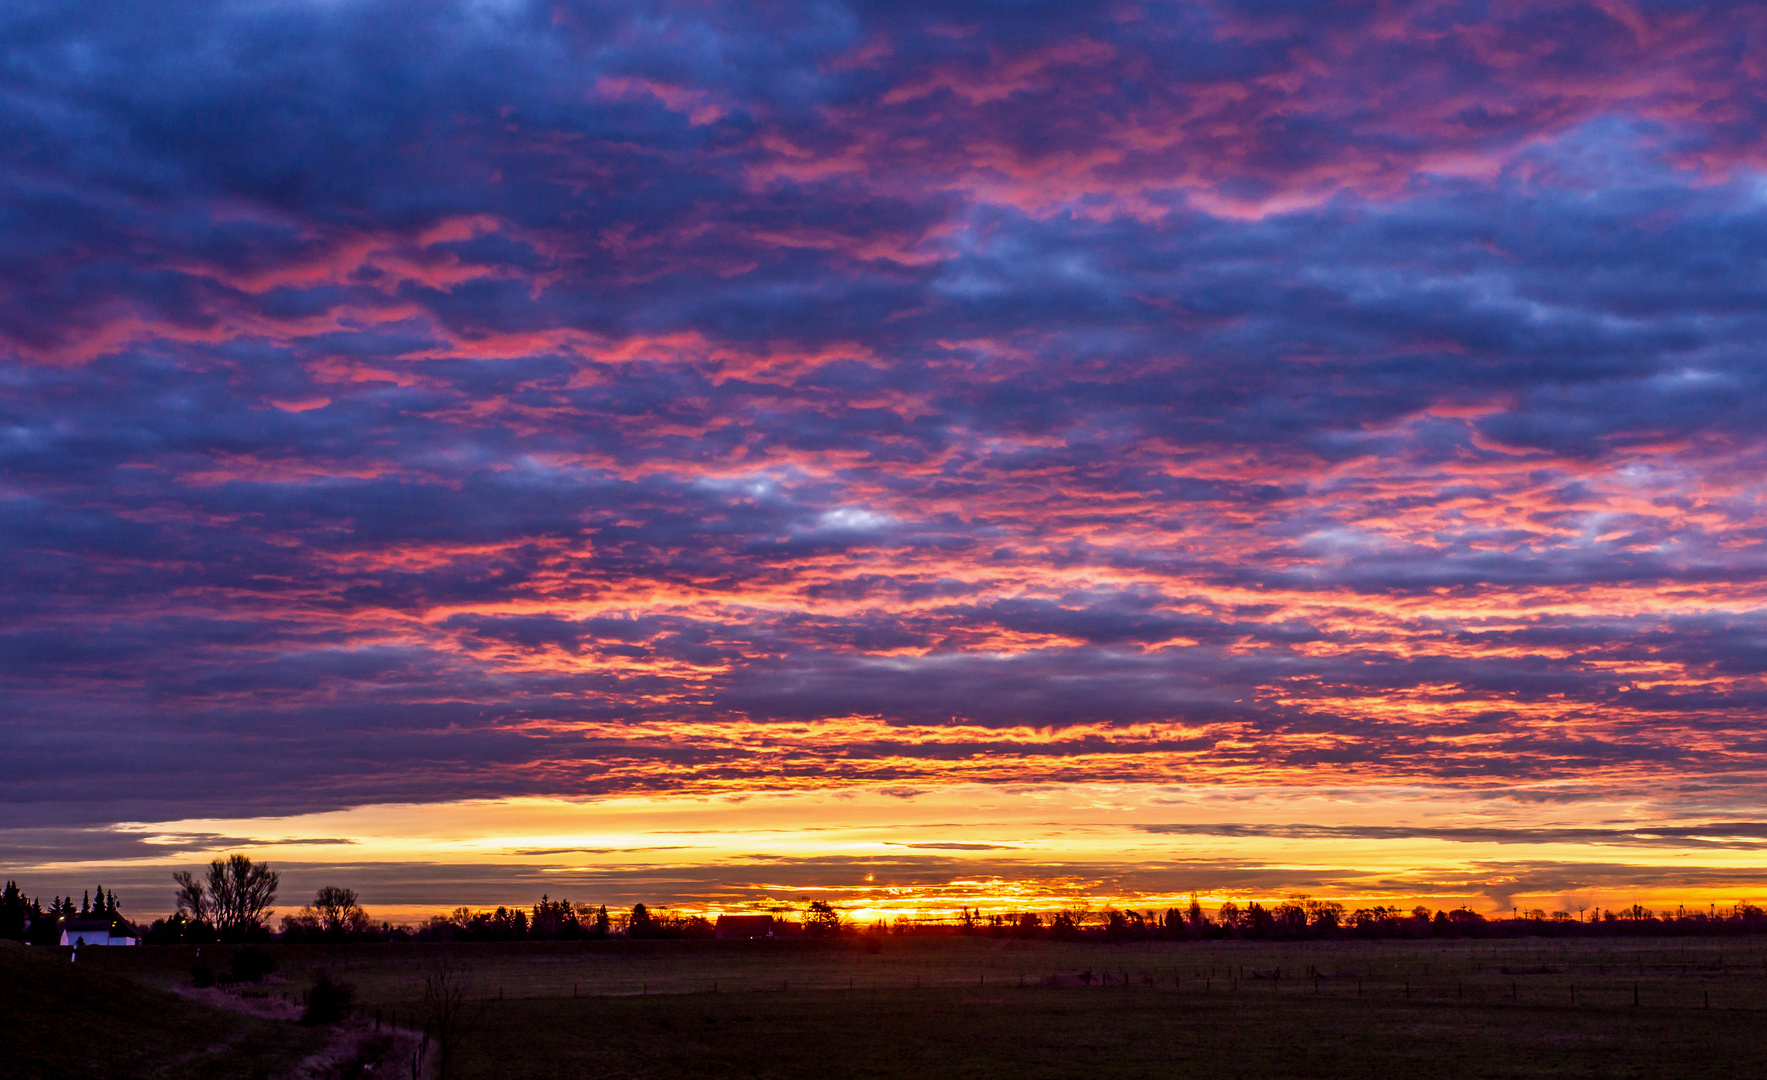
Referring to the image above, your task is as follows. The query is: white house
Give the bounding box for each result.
[59,918,137,946]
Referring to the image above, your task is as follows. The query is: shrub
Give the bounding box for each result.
[191,961,215,988]
[301,971,355,1026]
[230,946,277,983]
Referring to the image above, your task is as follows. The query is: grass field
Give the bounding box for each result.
[51,936,1767,1078]
[0,939,325,1080]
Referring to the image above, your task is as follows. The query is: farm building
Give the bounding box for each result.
[58,919,137,946]
[714,914,777,939]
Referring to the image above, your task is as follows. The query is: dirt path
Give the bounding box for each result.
[282,1019,431,1080]
[172,984,432,1079]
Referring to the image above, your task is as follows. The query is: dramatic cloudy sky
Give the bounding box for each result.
[5,0,1767,920]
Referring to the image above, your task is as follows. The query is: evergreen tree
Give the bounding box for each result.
[81,890,90,916]
[23,897,55,946]
[628,903,654,938]
[0,881,28,941]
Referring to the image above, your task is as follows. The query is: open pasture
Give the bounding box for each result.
[87,934,1767,1010]
[66,935,1767,1078]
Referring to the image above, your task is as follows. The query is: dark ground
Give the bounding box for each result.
[14,936,1767,1078]
[0,939,323,1080]
[456,985,1767,1080]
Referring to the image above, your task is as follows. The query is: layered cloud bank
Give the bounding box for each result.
[4,0,1767,911]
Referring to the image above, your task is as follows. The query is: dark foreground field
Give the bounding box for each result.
[0,940,324,1080]
[22,936,1767,1078]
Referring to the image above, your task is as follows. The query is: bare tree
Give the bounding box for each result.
[311,886,370,937]
[205,855,279,940]
[172,870,209,923]
[282,885,375,940]
[423,953,486,1080]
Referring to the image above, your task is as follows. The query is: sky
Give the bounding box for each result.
[5,0,1767,924]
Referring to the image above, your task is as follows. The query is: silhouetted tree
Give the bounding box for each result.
[173,870,211,925]
[314,886,368,936]
[1306,899,1345,933]
[1246,902,1276,936]
[174,855,278,940]
[1273,897,1309,937]
[805,901,843,937]
[146,911,214,945]
[1446,907,1486,934]
[627,903,655,938]
[282,885,373,940]
[531,894,581,939]
[423,954,486,1080]
[0,881,28,941]
[1104,908,1131,941]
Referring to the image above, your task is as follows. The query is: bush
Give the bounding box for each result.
[191,961,215,988]
[301,971,355,1026]
[230,947,277,983]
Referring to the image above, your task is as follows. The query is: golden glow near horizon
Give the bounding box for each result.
[17,782,1762,925]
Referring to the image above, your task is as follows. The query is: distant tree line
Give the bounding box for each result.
[411,899,721,941]
[0,880,133,945]
[925,896,1767,941]
[17,857,1767,947]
